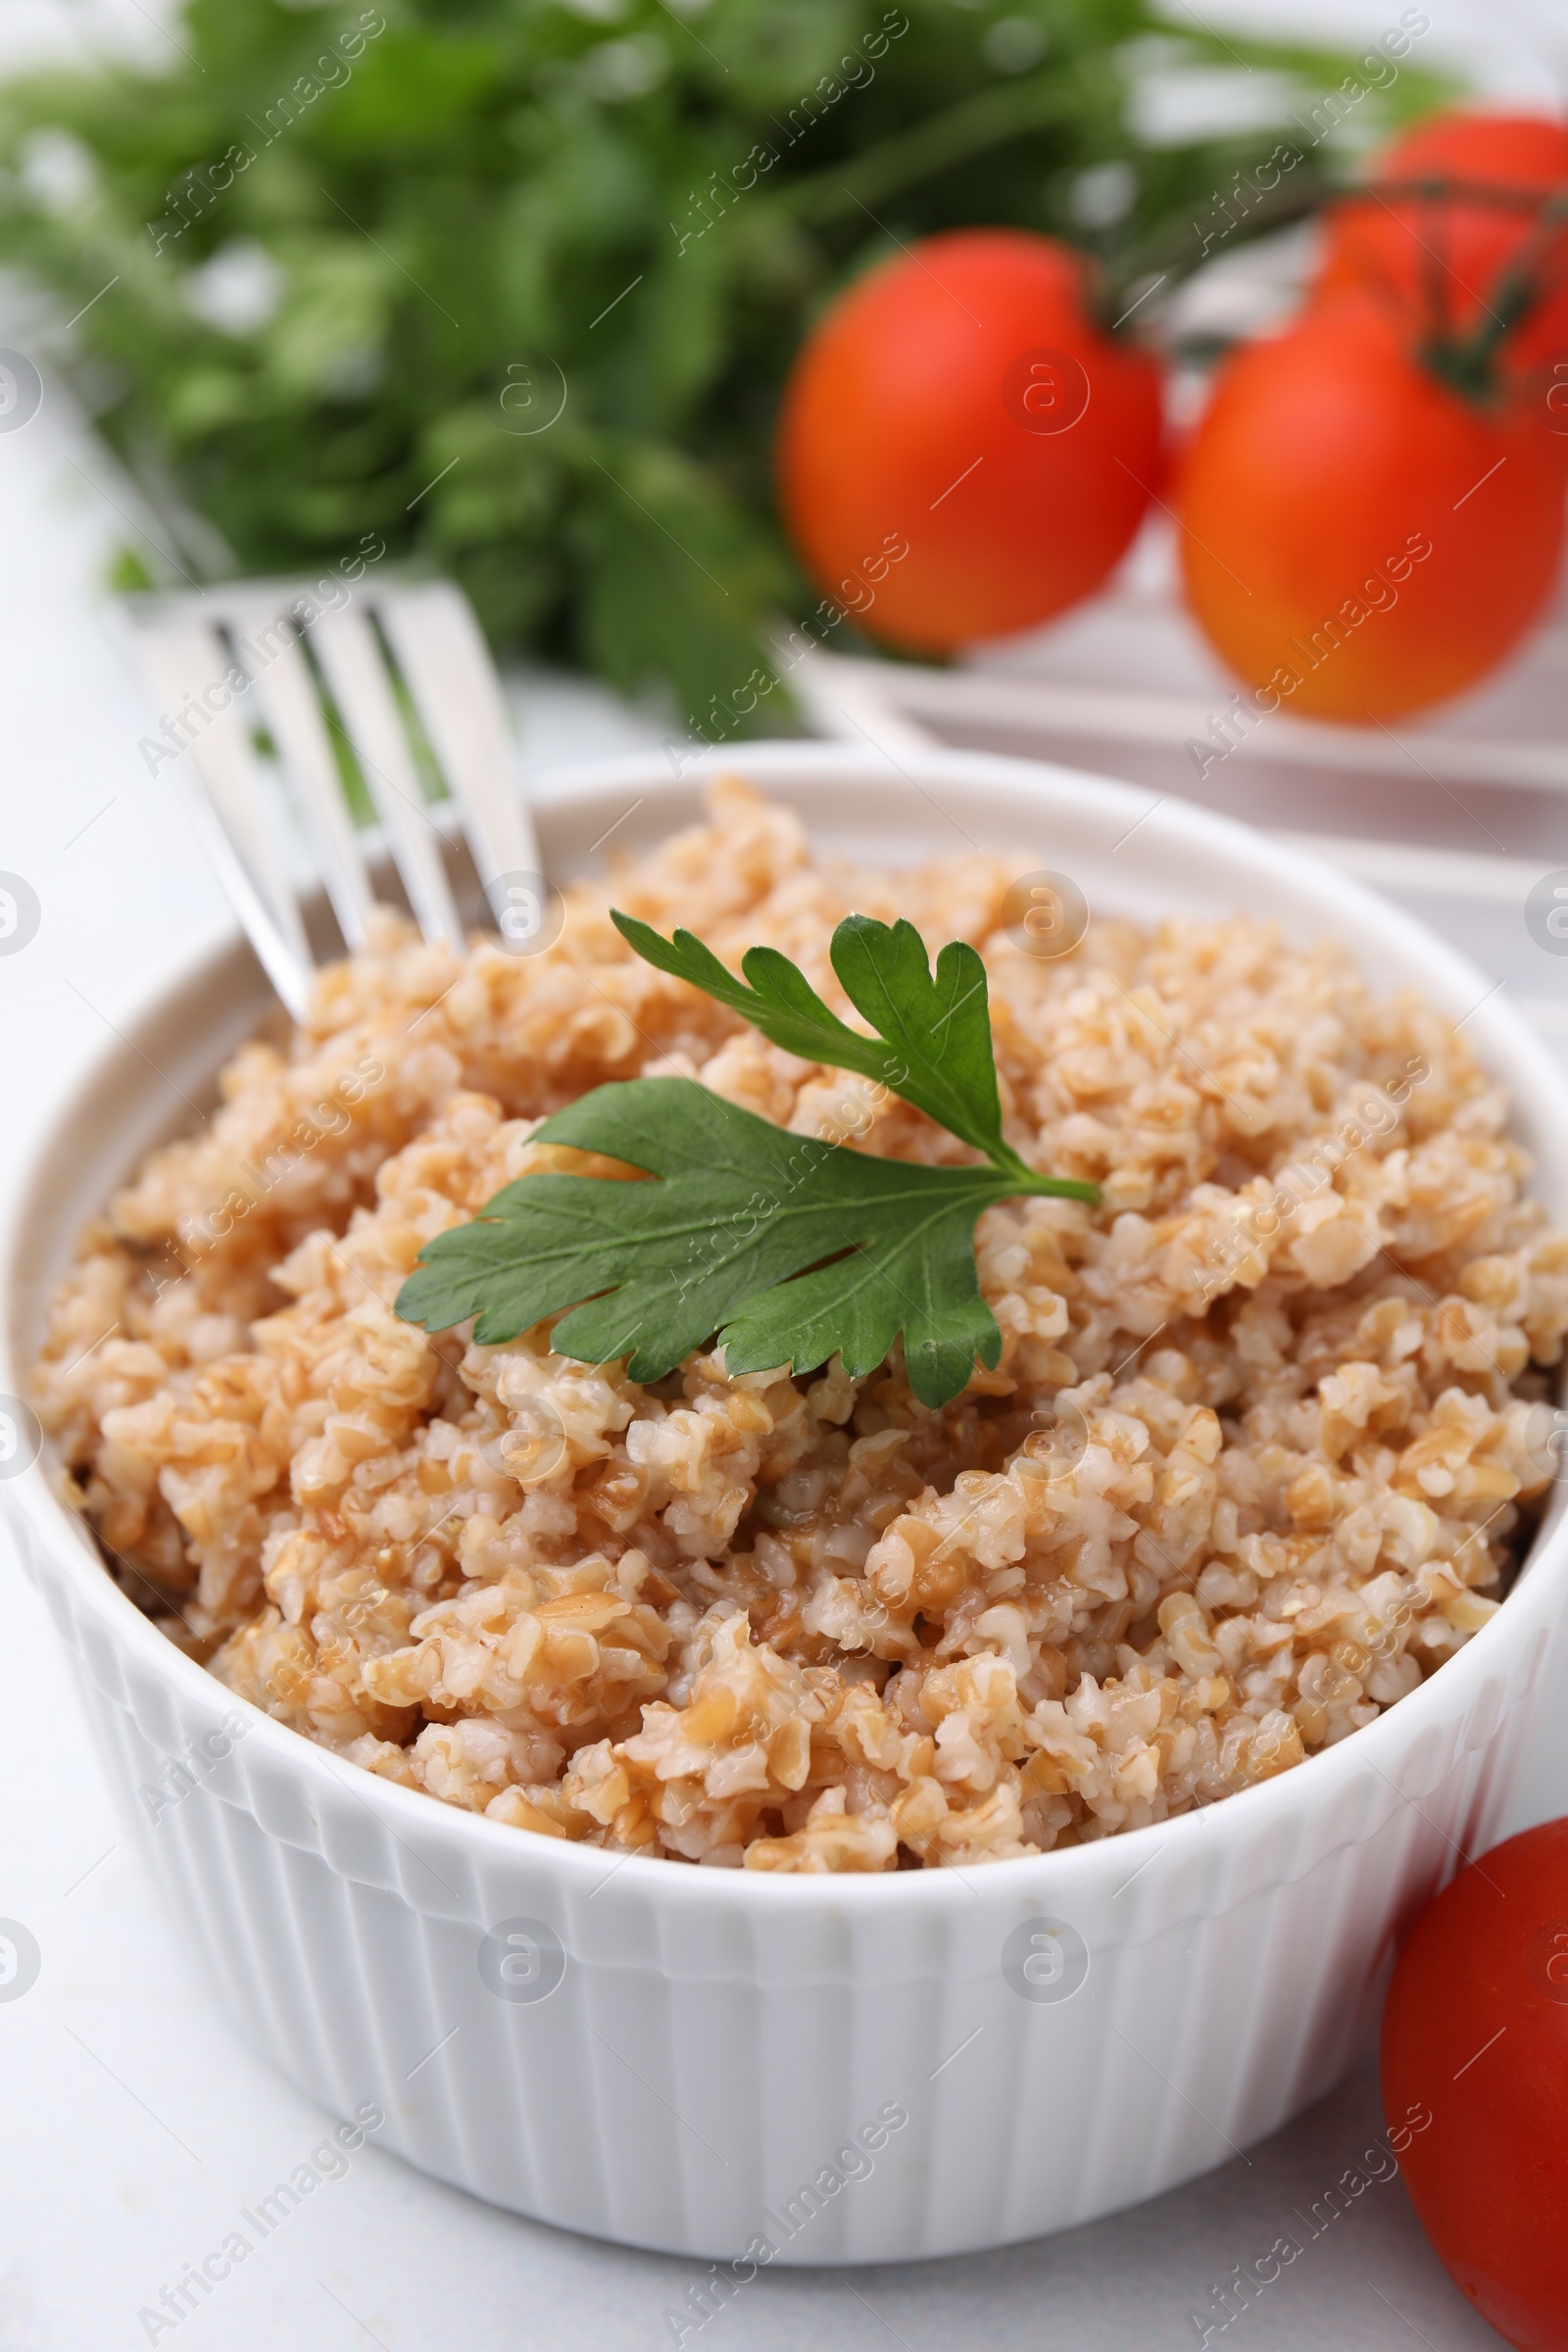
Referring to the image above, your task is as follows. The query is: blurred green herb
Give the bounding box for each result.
[0,1,1441,720]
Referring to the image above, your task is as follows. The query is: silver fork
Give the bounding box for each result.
[124,573,545,1021]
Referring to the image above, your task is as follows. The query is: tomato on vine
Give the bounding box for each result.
[776,229,1163,654]
[1176,287,1568,720]
[1316,110,1568,373]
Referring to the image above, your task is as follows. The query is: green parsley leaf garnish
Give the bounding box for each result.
[610,909,1035,1181]
[396,914,1098,1408]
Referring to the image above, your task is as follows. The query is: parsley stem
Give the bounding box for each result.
[1007,1167,1101,1204]
[980,1139,1098,1203]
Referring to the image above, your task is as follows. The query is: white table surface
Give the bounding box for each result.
[5,5,1568,2343]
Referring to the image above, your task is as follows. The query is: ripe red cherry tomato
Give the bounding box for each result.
[1176,290,1567,720]
[1317,110,1568,370]
[1382,1817,1568,2349]
[776,229,1163,653]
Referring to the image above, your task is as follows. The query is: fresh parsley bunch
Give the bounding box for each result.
[397,911,1097,1408]
[0,0,1431,721]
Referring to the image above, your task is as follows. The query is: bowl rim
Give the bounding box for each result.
[5,737,1565,1916]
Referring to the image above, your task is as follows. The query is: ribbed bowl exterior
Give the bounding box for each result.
[6,746,1566,2263]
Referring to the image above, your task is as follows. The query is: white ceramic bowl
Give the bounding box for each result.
[4,744,1565,2266]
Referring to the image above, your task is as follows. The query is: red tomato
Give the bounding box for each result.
[1382,1817,1568,2349]
[1176,290,1567,720]
[776,229,1163,653]
[1316,110,1568,370]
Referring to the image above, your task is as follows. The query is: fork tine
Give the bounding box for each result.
[378,581,543,919]
[309,604,466,952]
[129,574,534,997]
[170,757,316,1025]
[233,609,375,953]
[136,617,316,1020]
